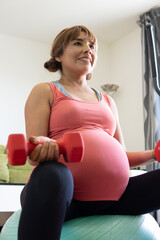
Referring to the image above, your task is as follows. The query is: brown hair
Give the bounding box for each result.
[44,25,97,73]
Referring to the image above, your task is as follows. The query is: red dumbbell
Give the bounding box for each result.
[154,140,160,162]
[7,132,84,166]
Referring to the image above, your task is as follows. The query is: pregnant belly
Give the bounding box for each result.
[62,130,130,201]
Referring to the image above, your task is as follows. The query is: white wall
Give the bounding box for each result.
[0,34,109,146]
[0,34,59,145]
[109,27,145,151]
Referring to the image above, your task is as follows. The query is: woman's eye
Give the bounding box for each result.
[90,44,95,50]
[74,42,81,46]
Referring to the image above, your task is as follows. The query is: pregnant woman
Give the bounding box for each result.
[18,25,159,240]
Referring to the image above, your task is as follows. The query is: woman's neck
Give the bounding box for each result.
[59,74,87,87]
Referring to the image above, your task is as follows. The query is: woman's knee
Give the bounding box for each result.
[29,161,74,200]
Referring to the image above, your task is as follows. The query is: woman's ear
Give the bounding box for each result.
[55,57,61,63]
[86,73,92,80]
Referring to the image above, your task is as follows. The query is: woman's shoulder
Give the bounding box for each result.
[31,82,51,93]
[101,92,119,116]
[101,92,111,106]
[26,82,53,106]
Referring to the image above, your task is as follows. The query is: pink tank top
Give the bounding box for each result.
[47,82,129,201]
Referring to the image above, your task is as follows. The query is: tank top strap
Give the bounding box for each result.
[52,81,71,97]
[51,81,102,101]
[101,92,111,108]
[91,87,102,101]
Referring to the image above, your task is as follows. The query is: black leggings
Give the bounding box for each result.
[18,161,160,240]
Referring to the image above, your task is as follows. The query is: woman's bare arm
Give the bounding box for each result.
[25,83,59,165]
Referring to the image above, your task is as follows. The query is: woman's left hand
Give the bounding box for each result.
[28,136,59,166]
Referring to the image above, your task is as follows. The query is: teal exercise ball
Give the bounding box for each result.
[0,209,160,240]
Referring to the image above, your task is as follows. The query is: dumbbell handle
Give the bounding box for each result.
[154,140,160,162]
[27,140,65,156]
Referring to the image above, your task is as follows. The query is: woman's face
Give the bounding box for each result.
[56,32,97,76]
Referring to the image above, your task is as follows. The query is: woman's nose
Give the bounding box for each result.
[84,45,91,53]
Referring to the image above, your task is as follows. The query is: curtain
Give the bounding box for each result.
[138,7,160,222]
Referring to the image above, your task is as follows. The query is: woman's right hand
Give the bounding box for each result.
[28,136,59,166]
